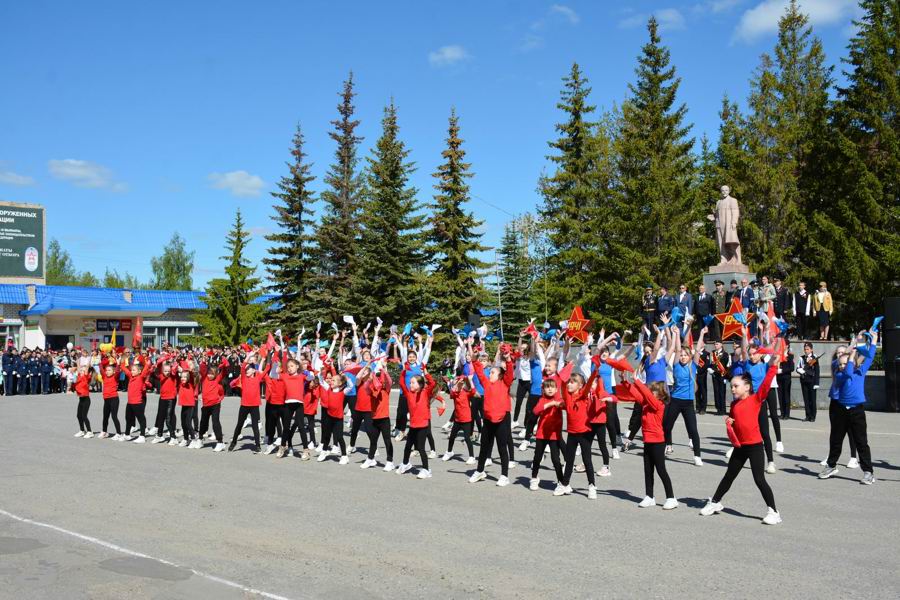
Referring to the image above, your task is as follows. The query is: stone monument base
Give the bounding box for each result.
[703,265,755,294]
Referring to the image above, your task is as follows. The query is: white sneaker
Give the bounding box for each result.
[264,444,276,455]
[465,456,477,465]
[98,432,109,439]
[147,427,158,436]
[178,439,188,447]
[468,471,487,483]
[417,469,432,479]
[113,434,125,441]
[485,458,493,466]
[84,431,94,439]
[694,457,703,467]
[339,455,349,465]
[529,478,540,491]
[74,431,85,438]
[508,461,518,469]
[152,436,166,444]
[396,463,412,475]
[775,441,784,453]
[726,447,734,459]
[307,442,316,450]
[598,466,611,477]
[442,451,454,462]
[427,450,437,459]
[552,483,567,496]
[441,422,452,432]
[176,429,183,437]
[518,429,527,440]
[274,437,282,446]
[847,457,860,469]
[518,441,529,452]
[496,475,510,487]
[766,462,777,474]
[700,499,723,516]
[167,438,178,446]
[612,449,620,460]
[361,458,376,469]
[130,426,139,435]
[189,440,202,449]
[819,458,828,466]
[662,498,679,510]
[638,496,656,508]
[317,451,328,463]
[665,445,673,455]
[213,443,226,452]
[762,507,782,525]
[587,485,597,500]
[133,436,146,444]
[383,461,395,472]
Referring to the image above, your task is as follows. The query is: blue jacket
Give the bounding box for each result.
[1,353,13,373]
[676,292,694,315]
[740,286,755,311]
[834,352,874,407]
[657,294,675,316]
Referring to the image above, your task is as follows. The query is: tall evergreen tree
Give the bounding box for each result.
[426,109,488,327]
[264,124,316,329]
[195,209,267,345]
[150,232,195,290]
[353,101,426,323]
[311,73,364,320]
[616,17,701,291]
[496,219,531,335]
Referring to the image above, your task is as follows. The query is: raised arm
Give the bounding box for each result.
[693,327,707,365]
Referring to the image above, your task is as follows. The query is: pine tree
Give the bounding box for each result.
[311,73,364,321]
[426,109,489,327]
[616,17,701,291]
[195,209,267,346]
[496,219,531,334]
[353,101,426,323]
[150,233,195,290]
[263,124,316,329]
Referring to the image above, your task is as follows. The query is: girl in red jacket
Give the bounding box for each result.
[279,354,309,459]
[616,376,677,509]
[442,376,476,465]
[468,352,515,487]
[227,354,266,453]
[700,359,781,525]
[73,365,94,438]
[317,372,349,464]
[396,369,438,478]
[555,369,599,499]
[176,364,200,448]
[123,357,154,443]
[152,360,179,445]
[363,363,395,471]
[529,378,565,491]
[198,358,227,452]
[98,358,123,440]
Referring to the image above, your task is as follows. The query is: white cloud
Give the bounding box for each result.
[0,168,35,186]
[734,0,859,43]
[619,8,686,31]
[48,159,126,192]
[208,170,265,197]
[428,45,471,67]
[549,4,580,25]
[693,0,745,14]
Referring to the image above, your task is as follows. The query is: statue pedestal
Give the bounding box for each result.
[703,264,755,293]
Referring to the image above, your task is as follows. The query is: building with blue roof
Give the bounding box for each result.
[0,283,276,350]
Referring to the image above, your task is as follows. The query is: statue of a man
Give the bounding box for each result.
[707,185,742,266]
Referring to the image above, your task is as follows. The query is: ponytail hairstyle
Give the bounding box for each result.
[648,381,670,404]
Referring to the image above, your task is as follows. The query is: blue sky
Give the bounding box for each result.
[0,0,862,288]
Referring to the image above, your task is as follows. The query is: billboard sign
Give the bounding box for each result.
[0,202,45,280]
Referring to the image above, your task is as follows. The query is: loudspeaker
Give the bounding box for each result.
[884,297,900,329]
[886,360,899,412]
[885,330,900,363]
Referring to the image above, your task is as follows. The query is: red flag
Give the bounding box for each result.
[605,357,635,373]
[521,322,539,339]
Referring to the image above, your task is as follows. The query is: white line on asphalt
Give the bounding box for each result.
[0,508,295,600]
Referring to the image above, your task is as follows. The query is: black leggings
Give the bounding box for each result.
[403,426,429,469]
[447,420,474,456]
[712,443,776,510]
[590,423,610,466]
[264,402,283,443]
[232,406,260,447]
[766,389,782,442]
[102,396,121,434]
[155,398,176,437]
[628,403,642,440]
[303,413,317,446]
[758,401,774,462]
[199,404,223,442]
[476,416,511,476]
[471,395,484,433]
[125,403,147,437]
[283,403,307,448]
[607,402,621,441]
[350,410,373,448]
[180,406,194,440]
[643,442,674,498]
[531,438,564,482]
[800,381,817,421]
[77,396,92,432]
[322,414,346,455]
[513,381,530,422]
[522,394,541,438]
[562,432,595,486]
[395,395,408,431]
[663,399,701,457]
[368,417,394,461]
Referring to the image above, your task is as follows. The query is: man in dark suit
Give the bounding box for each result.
[740,278,757,337]
[773,276,790,319]
[726,279,739,305]
[710,340,731,415]
[656,286,674,324]
[676,284,694,317]
[696,346,711,414]
[792,281,812,339]
[694,283,714,339]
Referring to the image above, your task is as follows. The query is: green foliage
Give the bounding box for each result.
[150,232,195,290]
[45,238,101,287]
[496,219,532,335]
[103,269,142,289]
[194,209,267,345]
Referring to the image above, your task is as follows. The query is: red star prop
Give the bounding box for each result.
[565,306,592,343]
[715,297,755,341]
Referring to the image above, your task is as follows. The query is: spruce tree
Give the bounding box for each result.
[426,109,488,327]
[616,17,701,291]
[353,101,426,323]
[195,209,267,345]
[497,219,531,334]
[264,124,316,329]
[312,73,364,320]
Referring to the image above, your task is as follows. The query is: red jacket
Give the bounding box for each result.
[588,378,614,424]
[730,365,777,445]
[533,394,563,440]
[616,380,666,443]
[281,370,306,402]
[123,360,154,405]
[562,370,598,434]
[230,364,263,407]
[100,360,121,399]
[449,386,474,424]
[472,360,514,423]
[74,373,90,397]
[158,363,179,400]
[320,386,346,419]
[355,374,376,412]
[177,378,197,407]
[370,371,392,420]
[399,370,436,428]
[264,364,285,405]
[304,386,320,416]
[199,360,226,407]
